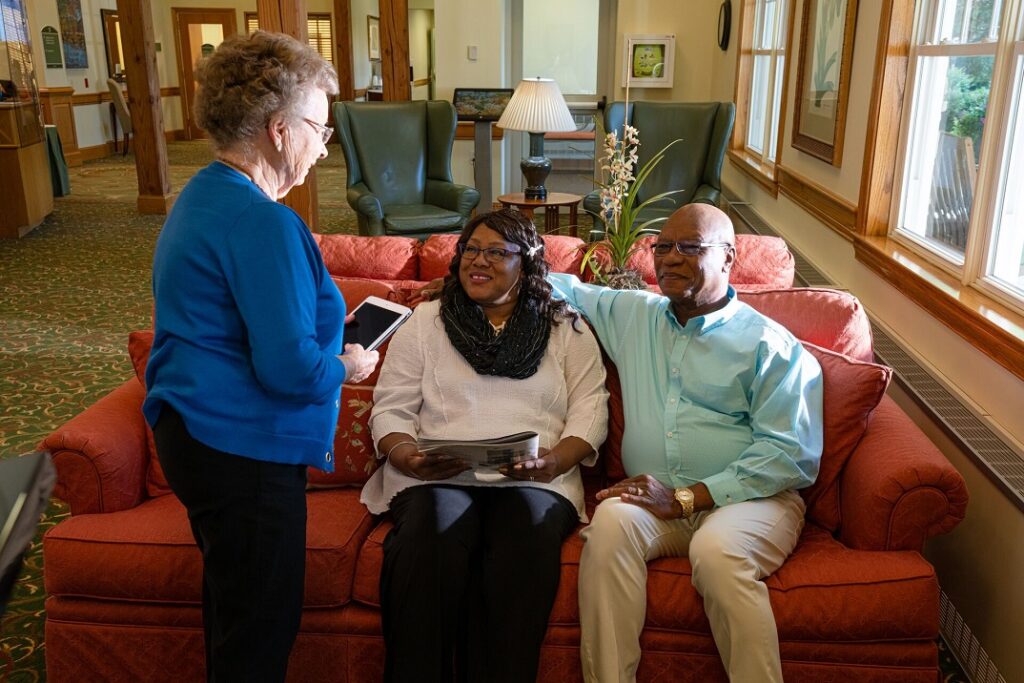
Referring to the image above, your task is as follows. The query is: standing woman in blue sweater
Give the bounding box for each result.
[143,32,378,682]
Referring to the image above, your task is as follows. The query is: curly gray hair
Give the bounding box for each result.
[194,31,339,152]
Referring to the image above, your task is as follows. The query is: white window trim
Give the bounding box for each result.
[889,0,1024,315]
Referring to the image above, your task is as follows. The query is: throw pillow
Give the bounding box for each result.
[799,342,892,531]
[313,233,419,280]
[307,383,380,488]
[740,288,874,362]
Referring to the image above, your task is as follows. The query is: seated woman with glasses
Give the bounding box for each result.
[361,208,609,683]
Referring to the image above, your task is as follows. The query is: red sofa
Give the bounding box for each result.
[40,233,967,682]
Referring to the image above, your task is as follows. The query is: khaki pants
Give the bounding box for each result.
[578,490,806,683]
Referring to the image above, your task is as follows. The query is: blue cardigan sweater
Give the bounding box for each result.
[143,162,346,471]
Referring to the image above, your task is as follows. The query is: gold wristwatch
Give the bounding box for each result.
[673,487,695,519]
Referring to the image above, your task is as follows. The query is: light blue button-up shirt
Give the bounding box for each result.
[549,274,823,507]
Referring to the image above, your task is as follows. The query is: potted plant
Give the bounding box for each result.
[582,115,684,289]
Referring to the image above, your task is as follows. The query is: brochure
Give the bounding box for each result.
[417,431,539,470]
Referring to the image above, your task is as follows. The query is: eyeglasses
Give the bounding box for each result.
[458,243,523,263]
[302,118,334,145]
[651,241,733,257]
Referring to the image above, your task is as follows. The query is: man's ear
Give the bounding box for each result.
[722,245,736,273]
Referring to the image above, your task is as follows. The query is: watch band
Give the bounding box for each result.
[674,487,695,518]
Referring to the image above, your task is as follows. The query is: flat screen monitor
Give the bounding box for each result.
[452,88,514,122]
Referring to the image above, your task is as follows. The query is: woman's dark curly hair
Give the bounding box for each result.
[194,31,338,153]
[442,208,580,328]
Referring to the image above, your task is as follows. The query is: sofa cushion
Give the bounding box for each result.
[419,234,587,282]
[354,522,937,641]
[313,233,420,280]
[384,205,467,234]
[43,488,375,608]
[127,330,170,498]
[740,288,874,362]
[636,524,937,640]
[799,343,892,531]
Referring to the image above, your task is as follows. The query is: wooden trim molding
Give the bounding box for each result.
[412,77,430,87]
[857,0,914,236]
[855,235,1024,381]
[728,149,779,197]
[728,0,796,194]
[456,122,503,141]
[71,87,181,107]
[777,166,857,237]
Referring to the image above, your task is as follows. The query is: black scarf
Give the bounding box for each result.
[440,285,551,379]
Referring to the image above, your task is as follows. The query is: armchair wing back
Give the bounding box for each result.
[585,101,735,230]
[107,78,132,156]
[333,100,480,238]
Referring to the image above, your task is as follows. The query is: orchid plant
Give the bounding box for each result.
[582,114,684,288]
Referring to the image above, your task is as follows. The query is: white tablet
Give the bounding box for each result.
[343,296,412,351]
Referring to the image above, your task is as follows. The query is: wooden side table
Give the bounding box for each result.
[496,192,583,237]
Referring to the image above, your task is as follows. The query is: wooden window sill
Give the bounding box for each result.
[854,234,1024,380]
[727,149,779,197]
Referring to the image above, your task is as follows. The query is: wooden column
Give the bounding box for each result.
[258,0,320,231]
[333,0,355,100]
[380,0,410,101]
[116,0,175,214]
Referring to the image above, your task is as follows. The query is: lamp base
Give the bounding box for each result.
[521,132,551,201]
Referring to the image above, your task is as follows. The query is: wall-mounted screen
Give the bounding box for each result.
[452,88,514,122]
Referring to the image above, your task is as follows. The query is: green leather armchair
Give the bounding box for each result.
[333,100,481,237]
[584,101,734,233]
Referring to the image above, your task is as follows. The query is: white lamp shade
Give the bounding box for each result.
[496,78,577,133]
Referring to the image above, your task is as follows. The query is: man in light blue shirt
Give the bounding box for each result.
[549,204,823,682]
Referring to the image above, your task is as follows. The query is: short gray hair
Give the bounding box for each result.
[194,31,339,152]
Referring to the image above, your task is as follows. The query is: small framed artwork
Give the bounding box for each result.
[367,15,380,62]
[622,34,675,88]
[792,0,859,166]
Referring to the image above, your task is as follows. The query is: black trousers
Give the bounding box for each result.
[153,406,307,683]
[380,484,578,683]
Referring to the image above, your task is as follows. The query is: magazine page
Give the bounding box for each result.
[417,432,539,470]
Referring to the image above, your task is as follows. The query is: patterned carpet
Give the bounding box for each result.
[0,143,970,681]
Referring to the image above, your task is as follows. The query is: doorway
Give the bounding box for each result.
[172,7,237,140]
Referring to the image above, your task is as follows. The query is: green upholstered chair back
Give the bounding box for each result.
[604,101,734,205]
[334,100,457,206]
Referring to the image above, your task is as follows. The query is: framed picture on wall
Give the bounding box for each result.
[367,15,380,62]
[791,0,859,166]
[621,34,674,88]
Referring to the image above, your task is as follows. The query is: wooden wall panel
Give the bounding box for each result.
[39,87,82,166]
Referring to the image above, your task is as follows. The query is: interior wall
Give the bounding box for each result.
[611,0,719,103]
[408,8,432,100]
[694,0,1024,678]
[433,0,506,199]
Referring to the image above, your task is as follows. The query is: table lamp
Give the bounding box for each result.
[497,78,576,200]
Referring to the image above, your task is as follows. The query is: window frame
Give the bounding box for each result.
[857,0,1024,381]
[729,0,797,195]
[244,11,335,65]
[887,0,1024,314]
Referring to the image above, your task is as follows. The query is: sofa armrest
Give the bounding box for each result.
[838,395,968,552]
[40,379,149,516]
[690,184,720,206]
[425,180,480,217]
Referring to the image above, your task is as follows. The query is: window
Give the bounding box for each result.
[244,13,334,64]
[892,0,1024,306]
[730,0,794,186]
